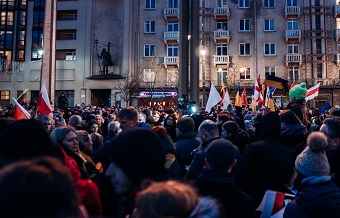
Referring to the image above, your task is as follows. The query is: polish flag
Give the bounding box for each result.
[12,98,31,120]
[37,82,53,115]
[305,83,320,101]
[256,190,294,218]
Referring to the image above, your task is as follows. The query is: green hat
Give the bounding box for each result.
[289,82,307,100]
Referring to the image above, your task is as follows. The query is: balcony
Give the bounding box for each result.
[163,8,179,20]
[285,54,302,66]
[213,7,230,19]
[335,5,340,18]
[163,56,179,68]
[213,55,230,66]
[285,30,302,42]
[336,53,340,65]
[284,6,301,18]
[163,31,180,43]
[336,29,340,41]
[213,30,230,43]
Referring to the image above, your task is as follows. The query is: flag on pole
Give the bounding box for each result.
[205,82,222,112]
[254,75,264,108]
[13,89,29,120]
[249,85,256,111]
[220,82,227,107]
[12,97,31,120]
[37,82,53,115]
[268,87,276,111]
[221,88,231,110]
[305,83,320,101]
[235,83,242,107]
[241,85,248,106]
[256,190,294,218]
[280,95,284,109]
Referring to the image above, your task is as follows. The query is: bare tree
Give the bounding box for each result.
[116,70,141,106]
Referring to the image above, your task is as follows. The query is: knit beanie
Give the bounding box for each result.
[295,131,330,177]
[289,82,307,100]
[206,138,236,170]
[102,128,165,186]
[176,117,195,133]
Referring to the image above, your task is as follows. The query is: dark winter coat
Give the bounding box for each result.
[284,176,340,218]
[175,131,200,172]
[165,124,177,142]
[327,147,340,188]
[193,169,255,218]
[280,122,307,159]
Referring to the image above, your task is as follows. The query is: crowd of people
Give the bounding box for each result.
[0,82,340,217]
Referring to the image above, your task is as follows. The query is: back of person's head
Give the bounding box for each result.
[103,128,166,187]
[177,116,195,133]
[206,138,236,171]
[151,126,176,154]
[76,130,91,152]
[198,119,219,137]
[91,132,103,147]
[0,119,54,166]
[36,114,52,122]
[256,111,281,140]
[68,115,82,127]
[279,110,301,125]
[0,157,80,218]
[322,116,340,139]
[117,106,138,121]
[108,121,120,134]
[329,109,340,117]
[312,108,320,117]
[222,121,239,134]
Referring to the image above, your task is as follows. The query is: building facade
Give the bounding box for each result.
[1,0,340,108]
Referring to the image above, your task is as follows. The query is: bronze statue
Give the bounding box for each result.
[97,48,112,74]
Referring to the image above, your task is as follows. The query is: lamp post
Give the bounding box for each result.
[200,49,206,107]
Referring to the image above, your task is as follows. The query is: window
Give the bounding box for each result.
[316,39,322,54]
[6,12,14,28]
[239,0,250,8]
[239,43,250,56]
[315,15,321,30]
[337,42,340,53]
[265,67,276,78]
[264,43,276,55]
[316,64,322,78]
[56,49,76,60]
[167,68,178,84]
[240,68,251,80]
[168,0,178,8]
[286,0,297,6]
[31,46,42,59]
[57,10,77,20]
[5,31,13,48]
[217,68,228,86]
[19,11,26,26]
[217,44,228,55]
[264,0,274,8]
[144,21,155,33]
[144,45,155,57]
[240,19,250,31]
[0,31,4,45]
[288,42,299,54]
[167,20,178,31]
[264,19,275,31]
[17,31,25,46]
[287,18,298,30]
[145,0,156,9]
[143,69,155,82]
[217,19,228,30]
[167,44,178,56]
[289,66,299,82]
[217,0,228,7]
[32,30,43,47]
[57,30,77,40]
[33,11,44,25]
[0,91,10,100]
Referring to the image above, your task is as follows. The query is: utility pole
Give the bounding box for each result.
[190,0,199,104]
[179,0,189,100]
[40,0,57,106]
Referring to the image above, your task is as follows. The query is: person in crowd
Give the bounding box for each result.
[57,92,68,110]
[222,120,251,155]
[36,114,53,133]
[153,110,163,126]
[85,119,101,135]
[104,121,120,142]
[102,128,167,218]
[279,110,308,159]
[185,120,221,181]
[0,157,82,218]
[320,116,340,187]
[287,82,309,127]
[175,116,200,176]
[117,106,148,131]
[310,108,323,127]
[192,138,255,218]
[216,112,231,135]
[164,114,177,142]
[90,132,105,167]
[68,114,84,130]
[77,130,98,179]
[151,126,182,180]
[135,180,220,218]
[50,126,102,217]
[233,112,294,207]
[101,113,115,137]
[95,114,105,135]
[284,132,340,217]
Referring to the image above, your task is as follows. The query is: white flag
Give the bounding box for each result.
[221,89,231,110]
[205,82,222,112]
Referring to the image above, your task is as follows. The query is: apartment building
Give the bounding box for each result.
[1,0,340,108]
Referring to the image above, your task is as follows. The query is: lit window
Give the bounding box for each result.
[143,69,155,82]
[0,91,10,100]
[65,52,76,60]
[240,68,251,80]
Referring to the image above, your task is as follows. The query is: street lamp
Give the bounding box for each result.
[200,49,206,107]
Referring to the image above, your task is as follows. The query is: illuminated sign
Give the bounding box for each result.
[138,91,177,98]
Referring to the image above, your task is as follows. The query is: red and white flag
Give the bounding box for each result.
[254,75,264,108]
[205,82,222,112]
[305,83,320,101]
[37,82,53,115]
[221,88,231,110]
[12,97,31,120]
[257,190,294,218]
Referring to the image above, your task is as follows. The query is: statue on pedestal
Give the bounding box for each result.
[97,48,112,74]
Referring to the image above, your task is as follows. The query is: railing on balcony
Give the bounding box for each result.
[213,7,230,19]
[163,8,179,19]
[285,54,302,66]
[163,31,180,43]
[213,55,230,66]
[285,30,302,42]
[284,6,301,18]
[213,30,230,43]
[163,56,179,68]
[335,5,340,18]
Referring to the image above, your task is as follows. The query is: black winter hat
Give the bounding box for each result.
[206,138,236,170]
[103,128,165,186]
[176,117,195,133]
